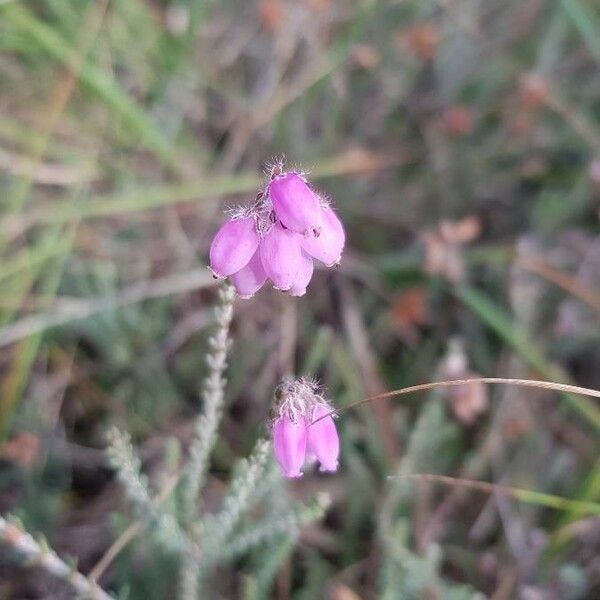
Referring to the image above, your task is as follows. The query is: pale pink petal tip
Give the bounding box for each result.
[319,462,339,473]
[269,172,323,236]
[209,217,260,277]
[289,252,314,297]
[272,415,307,479]
[289,288,306,297]
[260,225,302,291]
[301,206,345,267]
[307,404,340,473]
[230,249,267,299]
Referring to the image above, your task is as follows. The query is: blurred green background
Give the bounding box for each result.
[0,0,599,598]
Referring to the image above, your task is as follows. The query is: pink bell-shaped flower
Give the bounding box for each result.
[209,217,259,277]
[269,173,323,236]
[230,249,267,298]
[272,415,308,478]
[301,206,345,267]
[307,404,339,472]
[259,224,302,291]
[270,378,340,479]
[208,162,346,298]
[289,251,314,297]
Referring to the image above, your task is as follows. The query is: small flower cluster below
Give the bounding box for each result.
[209,162,345,298]
[271,378,340,478]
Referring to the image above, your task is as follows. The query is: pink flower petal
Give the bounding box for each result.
[209,217,259,277]
[230,249,267,298]
[307,404,339,473]
[272,415,308,478]
[301,206,345,267]
[289,252,314,297]
[260,225,302,291]
[268,173,322,236]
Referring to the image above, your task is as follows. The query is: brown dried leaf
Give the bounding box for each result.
[422,217,481,283]
[438,339,488,426]
[422,229,464,283]
[391,287,428,329]
[350,44,380,70]
[519,73,549,110]
[398,24,440,60]
[259,0,283,32]
[1,432,40,469]
[447,377,488,426]
[502,416,533,440]
[441,105,475,136]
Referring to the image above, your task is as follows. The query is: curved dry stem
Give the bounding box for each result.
[310,378,600,425]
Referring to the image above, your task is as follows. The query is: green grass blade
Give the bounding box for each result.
[0,220,79,440]
[402,474,600,516]
[561,0,600,63]
[21,151,405,226]
[1,4,178,169]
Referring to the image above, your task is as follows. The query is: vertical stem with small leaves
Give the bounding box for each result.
[182,283,235,523]
[179,283,235,597]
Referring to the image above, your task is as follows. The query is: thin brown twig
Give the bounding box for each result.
[310,378,600,425]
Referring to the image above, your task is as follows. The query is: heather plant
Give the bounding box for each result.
[2,162,599,599]
[105,283,330,598]
[2,1,600,598]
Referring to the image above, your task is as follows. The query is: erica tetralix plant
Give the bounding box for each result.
[209,160,345,298]
[270,377,340,478]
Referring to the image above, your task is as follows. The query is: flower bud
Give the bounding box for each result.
[301,206,345,267]
[272,415,308,478]
[289,252,315,297]
[307,404,339,472]
[269,173,323,236]
[259,224,302,290]
[230,249,267,298]
[209,217,259,277]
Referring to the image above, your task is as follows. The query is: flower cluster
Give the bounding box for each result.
[209,164,345,298]
[271,378,340,478]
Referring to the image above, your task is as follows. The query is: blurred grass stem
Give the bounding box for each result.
[398,474,600,515]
